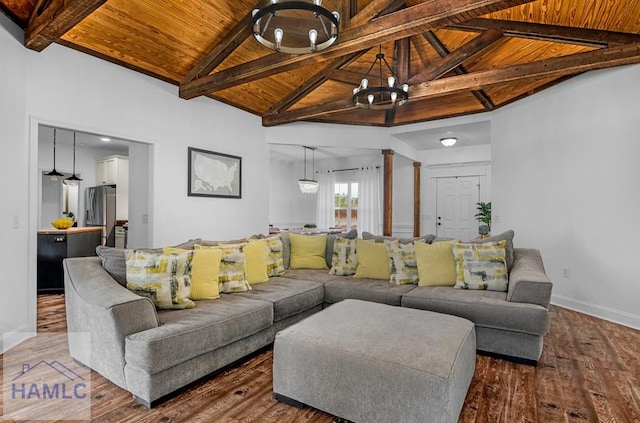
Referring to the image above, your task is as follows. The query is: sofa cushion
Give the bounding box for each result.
[234,277,324,322]
[329,237,358,276]
[354,239,390,280]
[401,286,550,335]
[125,295,273,374]
[279,269,343,284]
[125,250,195,310]
[453,241,508,291]
[324,278,416,306]
[362,232,436,244]
[289,233,328,269]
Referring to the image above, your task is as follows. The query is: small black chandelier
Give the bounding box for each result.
[353,46,409,110]
[252,0,340,54]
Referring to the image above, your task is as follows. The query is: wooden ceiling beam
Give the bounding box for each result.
[263,99,356,126]
[386,38,411,126]
[421,31,495,110]
[411,42,640,98]
[450,18,640,48]
[327,68,365,85]
[25,0,106,51]
[180,0,535,99]
[408,29,503,83]
[265,51,367,115]
[350,0,406,27]
[181,13,255,84]
[262,42,640,126]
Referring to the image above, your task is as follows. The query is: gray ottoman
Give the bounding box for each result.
[273,299,476,423]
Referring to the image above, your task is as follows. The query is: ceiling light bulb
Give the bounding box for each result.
[402,83,409,92]
[100,137,111,142]
[367,94,374,104]
[353,87,359,95]
[313,0,322,6]
[309,29,317,44]
[361,78,368,89]
[440,137,457,147]
[274,28,283,43]
[387,76,395,87]
[51,175,58,182]
[332,11,340,23]
[391,92,397,102]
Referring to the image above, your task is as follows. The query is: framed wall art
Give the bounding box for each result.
[188,147,242,198]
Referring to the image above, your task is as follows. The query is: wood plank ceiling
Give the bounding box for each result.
[3,0,640,127]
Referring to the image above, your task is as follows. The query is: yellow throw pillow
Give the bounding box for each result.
[354,239,391,280]
[164,247,221,300]
[243,239,270,284]
[289,233,328,269]
[415,240,459,287]
[195,244,252,293]
[125,249,194,309]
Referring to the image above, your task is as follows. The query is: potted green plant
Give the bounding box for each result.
[474,202,491,235]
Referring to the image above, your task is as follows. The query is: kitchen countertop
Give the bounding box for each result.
[37,227,103,235]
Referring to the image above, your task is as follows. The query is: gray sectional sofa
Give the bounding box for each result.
[63,233,552,407]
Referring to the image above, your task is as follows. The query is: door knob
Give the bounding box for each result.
[437,222,441,226]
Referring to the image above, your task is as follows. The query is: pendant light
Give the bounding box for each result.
[353,46,409,109]
[298,146,318,194]
[45,128,65,181]
[64,131,83,184]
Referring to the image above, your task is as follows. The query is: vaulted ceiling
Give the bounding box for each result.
[3,0,640,127]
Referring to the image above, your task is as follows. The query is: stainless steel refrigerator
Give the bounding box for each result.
[85,185,117,247]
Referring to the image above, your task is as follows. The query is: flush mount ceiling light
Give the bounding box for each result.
[440,137,457,147]
[64,131,83,184]
[298,146,318,194]
[252,0,340,54]
[100,137,111,142]
[45,128,65,182]
[353,46,409,110]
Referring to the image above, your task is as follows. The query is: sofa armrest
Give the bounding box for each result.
[63,257,159,388]
[507,248,553,308]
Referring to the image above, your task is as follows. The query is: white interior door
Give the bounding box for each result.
[436,176,480,241]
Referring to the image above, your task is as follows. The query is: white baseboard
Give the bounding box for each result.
[1,325,35,354]
[551,294,640,331]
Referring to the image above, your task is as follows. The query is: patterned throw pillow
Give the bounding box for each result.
[329,237,358,276]
[196,244,252,293]
[264,235,285,277]
[452,241,508,291]
[384,240,421,285]
[125,250,195,309]
[164,247,221,300]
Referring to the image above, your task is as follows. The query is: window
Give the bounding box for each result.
[335,182,358,231]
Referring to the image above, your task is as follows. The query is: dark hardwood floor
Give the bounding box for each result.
[3,294,639,422]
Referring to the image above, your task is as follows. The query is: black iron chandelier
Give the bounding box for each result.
[252,0,340,54]
[353,46,409,109]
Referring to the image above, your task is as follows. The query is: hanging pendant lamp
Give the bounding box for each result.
[64,131,83,184]
[45,128,65,181]
[353,46,409,109]
[298,146,318,194]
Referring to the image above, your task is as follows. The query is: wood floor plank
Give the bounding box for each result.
[6,295,638,423]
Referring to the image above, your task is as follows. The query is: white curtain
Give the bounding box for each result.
[315,170,336,229]
[358,166,382,234]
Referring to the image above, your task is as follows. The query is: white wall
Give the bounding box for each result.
[492,64,640,329]
[1,16,268,352]
[268,156,316,229]
[127,142,152,248]
[0,15,31,352]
